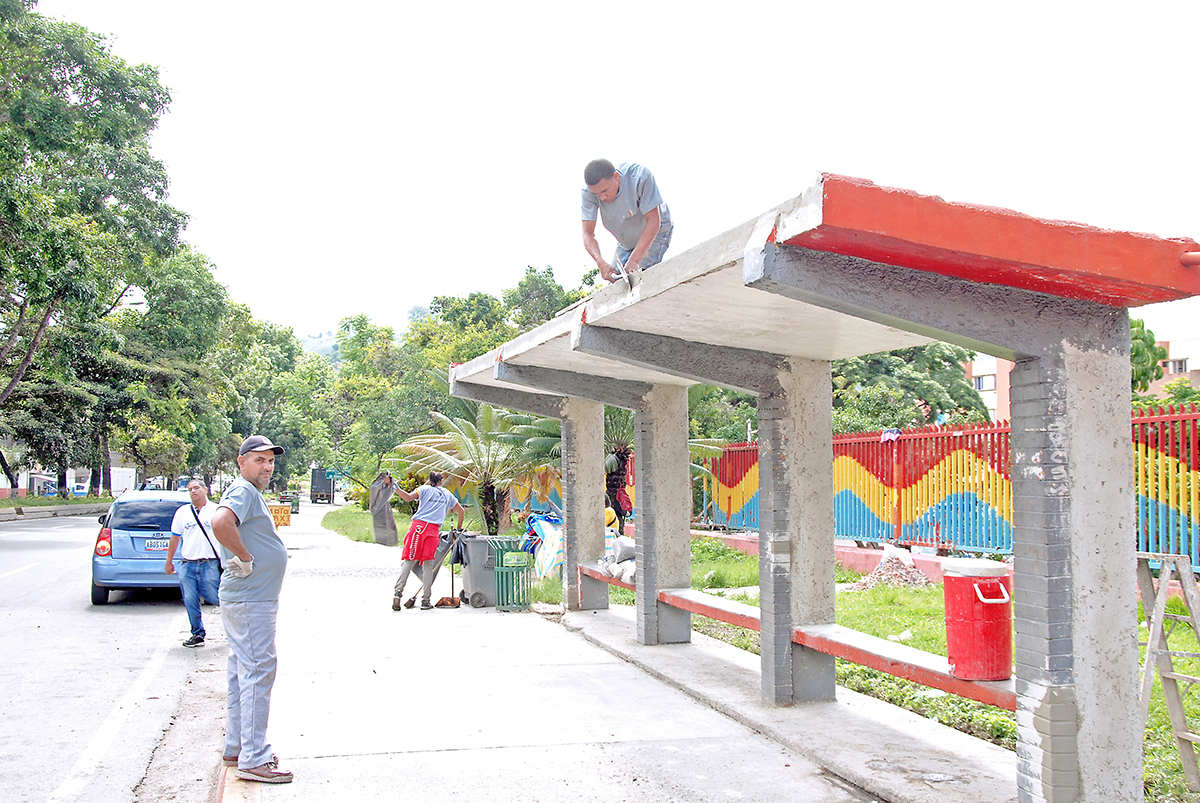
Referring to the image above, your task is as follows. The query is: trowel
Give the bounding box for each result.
[611,259,635,291]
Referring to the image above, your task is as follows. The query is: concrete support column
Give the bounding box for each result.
[634,383,692,645]
[560,397,605,611]
[758,358,835,704]
[1010,344,1138,803]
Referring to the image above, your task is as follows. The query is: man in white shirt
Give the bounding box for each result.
[165,479,220,648]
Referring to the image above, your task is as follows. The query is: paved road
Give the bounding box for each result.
[0,513,208,803]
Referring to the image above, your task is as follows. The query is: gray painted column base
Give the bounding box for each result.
[791,645,836,703]
[656,602,692,644]
[578,573,610,610]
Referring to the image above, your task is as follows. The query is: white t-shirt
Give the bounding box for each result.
[170,502,219,561]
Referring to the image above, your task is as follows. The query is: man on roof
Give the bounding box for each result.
[581,159,673,283]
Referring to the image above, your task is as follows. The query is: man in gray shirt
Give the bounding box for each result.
[582,158,673,283]
[212,435,293,784]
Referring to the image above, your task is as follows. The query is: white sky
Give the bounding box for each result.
[33,1,1200,359]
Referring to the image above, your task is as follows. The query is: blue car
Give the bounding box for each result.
[91,489,192,605]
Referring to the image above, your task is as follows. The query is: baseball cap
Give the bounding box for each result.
[239,435,284,456]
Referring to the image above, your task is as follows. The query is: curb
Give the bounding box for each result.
[213,764,262,803]
[0,503,110,522]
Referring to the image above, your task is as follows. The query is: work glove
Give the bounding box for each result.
[226,555,254,578]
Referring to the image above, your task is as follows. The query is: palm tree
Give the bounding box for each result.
[604,407,636,531]
[393,405,526,535]
[507,406,723,532]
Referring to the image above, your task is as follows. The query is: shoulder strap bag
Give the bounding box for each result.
[191,505,223,573]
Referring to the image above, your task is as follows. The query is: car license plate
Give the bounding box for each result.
[144,538,169,551]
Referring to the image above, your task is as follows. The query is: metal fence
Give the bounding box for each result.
[702,406,1200,568]
[1135,405,1200,566]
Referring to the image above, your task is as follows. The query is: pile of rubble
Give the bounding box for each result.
[848,553,934,591]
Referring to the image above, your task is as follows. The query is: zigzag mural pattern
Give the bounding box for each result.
[832,452,1012,523]
[708,461,759,528]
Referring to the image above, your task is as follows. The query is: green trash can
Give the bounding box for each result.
[489,536,533,612]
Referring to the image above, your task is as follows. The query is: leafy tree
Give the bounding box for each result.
[130,247,227,360]
[832,384,924,434]
[832,343,988,424]
[502,266,588,332]
[689,384,757,443]
[1131,318,1167,393]
[0,5,185,406]
[2,369,95,495]
[430,292,509,331]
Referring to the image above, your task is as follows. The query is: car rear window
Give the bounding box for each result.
[109,500,187,531]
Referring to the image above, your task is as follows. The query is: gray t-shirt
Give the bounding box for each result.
[217,477,288,602]
[581,162,672,250]
[413,485,456,525]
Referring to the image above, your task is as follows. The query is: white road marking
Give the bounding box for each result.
[0,562,38,579]
[46,611,187,802]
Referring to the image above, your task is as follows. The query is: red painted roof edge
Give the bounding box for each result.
[777,174,1200,307]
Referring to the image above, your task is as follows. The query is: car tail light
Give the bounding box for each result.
[94,528,112,557]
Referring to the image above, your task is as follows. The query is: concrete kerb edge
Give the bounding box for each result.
[214,764,262,803]
[0,503,109,522]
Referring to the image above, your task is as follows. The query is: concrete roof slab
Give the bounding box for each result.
[452,173,1199,403]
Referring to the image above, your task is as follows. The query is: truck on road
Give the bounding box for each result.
[311,468,335,503]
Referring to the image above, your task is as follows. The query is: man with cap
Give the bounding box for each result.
[211,435,294,784]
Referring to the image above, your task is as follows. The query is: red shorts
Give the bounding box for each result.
[402,520,440,562]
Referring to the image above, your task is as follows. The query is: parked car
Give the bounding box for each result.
[70,483,89,497]
[91,489,191,605]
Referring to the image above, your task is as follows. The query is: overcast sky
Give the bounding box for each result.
[33,1,1200,358]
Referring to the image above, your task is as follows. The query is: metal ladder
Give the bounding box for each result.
[1137,552,1200,791]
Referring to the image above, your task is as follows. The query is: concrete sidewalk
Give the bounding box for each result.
[212,505,1016,803]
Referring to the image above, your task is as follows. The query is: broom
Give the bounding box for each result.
[434,531,461,608]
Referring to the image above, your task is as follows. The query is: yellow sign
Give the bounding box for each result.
[268,504,291,528]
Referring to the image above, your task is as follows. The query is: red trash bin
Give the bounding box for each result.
[942,558,1012,681]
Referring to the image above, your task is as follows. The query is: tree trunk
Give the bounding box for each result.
[496,488,510,532]
[481,481,499,535]
[100,433,112,496]
[56,460,67,499]
[0,449,19,491]
[0,294,62,407]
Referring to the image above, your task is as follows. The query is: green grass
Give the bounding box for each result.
[690,537,760,589]
[835,585,1017,749]
[321,504,397,542]
[0,494,113,508]
[1138,597,1200,803]
[531,575,563,605]
[834,562,865,584]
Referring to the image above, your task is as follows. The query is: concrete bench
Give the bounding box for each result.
[794,623,1016,711]
[578,563,635,609]
[656,587,762,632]
[652,586,1015,711]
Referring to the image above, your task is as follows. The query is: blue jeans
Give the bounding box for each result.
[223,600,279,769]
[176,559,221,638]
[614,223,673,271]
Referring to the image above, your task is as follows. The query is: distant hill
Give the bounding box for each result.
[300,331,339,361]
